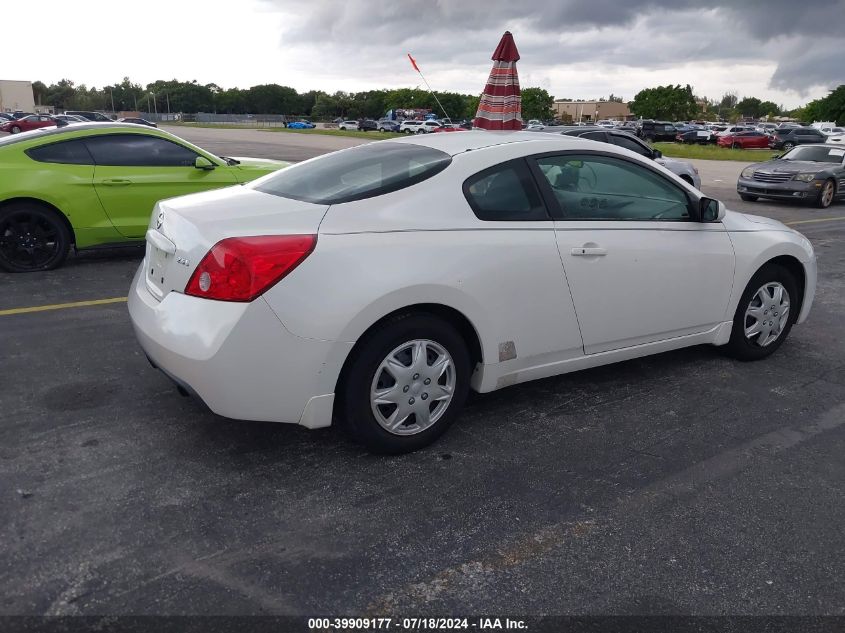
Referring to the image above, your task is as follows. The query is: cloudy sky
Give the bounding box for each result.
[10,0,844,108]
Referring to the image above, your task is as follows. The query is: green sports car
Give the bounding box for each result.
[0,123,288,272]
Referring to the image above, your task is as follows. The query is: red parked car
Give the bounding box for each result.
[0,114,58,134]
[717,130,770,149]
[432,124,467,133]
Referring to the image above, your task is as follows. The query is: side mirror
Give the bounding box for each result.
[699,197,726,222]
[652,149,662,159]
[195,156,215,170]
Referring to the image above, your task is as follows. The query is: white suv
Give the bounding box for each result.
[399,120,423,134]
[419,120,442,133]
[338,120,359,131]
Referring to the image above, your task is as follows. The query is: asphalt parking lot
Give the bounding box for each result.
[2,127,844,617]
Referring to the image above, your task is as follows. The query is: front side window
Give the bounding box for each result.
[255,142,451,205]
[84,134,201,167]
[26,139,94,165]
[463,159,547,221]
[534,154,691,221]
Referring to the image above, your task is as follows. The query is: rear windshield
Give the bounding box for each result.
[254,142,452,205]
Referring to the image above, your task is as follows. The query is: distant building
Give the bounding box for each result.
[552,100,632,122]
[0,80,36,113]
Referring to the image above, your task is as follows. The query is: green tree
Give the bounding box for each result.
[103,77,144,111]
[803,85,845,124]
[758,101,780,118]
[244,84,299,114]
[629,84,698,120]
[463,94,481,119]
[348,90,388,119]
[32,81,49,106]
[214,88,248,114]
[311,93,341,119]
[46,79,77,110]
[736,97,763,118]
[298,90,322,117]
[521,87,554,121]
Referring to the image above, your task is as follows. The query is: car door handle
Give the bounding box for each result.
[571,246,607,256]
[100,178,131,186]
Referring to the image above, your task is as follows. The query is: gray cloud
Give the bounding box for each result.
[263,0,845,95]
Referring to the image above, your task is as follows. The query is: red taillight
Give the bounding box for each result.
[185,234,316,302]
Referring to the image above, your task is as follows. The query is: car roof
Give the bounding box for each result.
[0,122,171,149]
[386,130,601,156]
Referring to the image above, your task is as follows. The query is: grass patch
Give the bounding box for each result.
[653,142,777,162]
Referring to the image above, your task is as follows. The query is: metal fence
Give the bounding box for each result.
[136,112,293,127]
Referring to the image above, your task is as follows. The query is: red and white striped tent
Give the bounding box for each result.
[473,31,522,130]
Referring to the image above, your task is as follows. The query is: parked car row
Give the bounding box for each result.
[0,111,156,134]
[527,125,701,188]
[332,118,469,134]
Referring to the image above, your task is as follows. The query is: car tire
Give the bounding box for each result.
[783,142,795,150]
[816,178,836,209]
[723,263,798,361]
[739,193,759,202]
[11,126,21,134]
[337,313,471,454]
[731,142,741,149]
[0,202,72,273]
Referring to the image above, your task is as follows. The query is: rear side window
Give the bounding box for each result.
[580,131,606,142]
[84,134,200,167]
[609,134,651,157]
[26,139,94,165]
[463,159,547,221]
[254,142,451,204]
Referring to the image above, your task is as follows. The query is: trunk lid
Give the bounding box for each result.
[143,186,328,301]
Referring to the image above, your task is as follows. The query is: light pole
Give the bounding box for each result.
[150,92,157,115]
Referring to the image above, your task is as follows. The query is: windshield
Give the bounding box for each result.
[782,146,845,163]
[254,142,452,204]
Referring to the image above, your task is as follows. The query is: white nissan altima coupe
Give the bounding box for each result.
[129,132,817,453]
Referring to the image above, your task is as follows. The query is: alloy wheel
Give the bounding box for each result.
[744,282,790,347]
[370,339,456,436]
[820,180,835,208]
[0,210,62,271]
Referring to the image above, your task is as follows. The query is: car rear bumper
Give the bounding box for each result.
[737,178,819,201]
[128,265,350,428]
